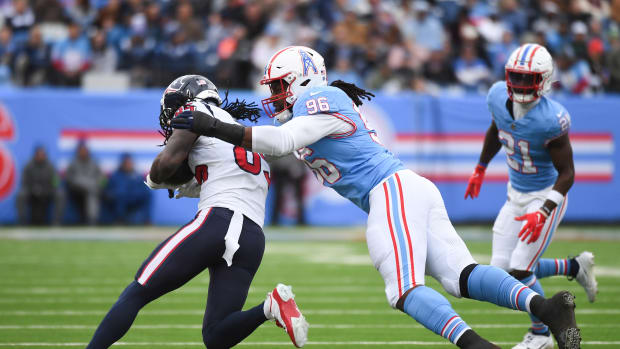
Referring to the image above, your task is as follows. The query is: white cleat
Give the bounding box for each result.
[574,251,598,303]
[512,331,554,349]
[264,283,309,347]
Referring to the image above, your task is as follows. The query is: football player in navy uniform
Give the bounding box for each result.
[171,47,582,349]
[464,44,597,349]
[85,75,309,349]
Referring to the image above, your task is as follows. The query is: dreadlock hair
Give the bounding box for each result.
[220,90,261,123]
[158,90,261,146]
[330,80,375,106]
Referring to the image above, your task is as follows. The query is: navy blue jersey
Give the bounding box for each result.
[292,86,404,212]
[487,81,570,192]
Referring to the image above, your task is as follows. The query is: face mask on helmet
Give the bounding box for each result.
[261,77,294,123]
[505,69,543,103]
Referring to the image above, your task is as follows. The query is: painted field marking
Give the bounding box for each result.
[0,323,617,330]
[1,341,620,346]
[1,309,619,316]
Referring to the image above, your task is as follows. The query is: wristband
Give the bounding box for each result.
[539,206,551,218]
[144,174,177,190]
[545,189,564,206]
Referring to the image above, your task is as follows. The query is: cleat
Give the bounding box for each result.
[512,331,553,349]
[537,291,581,349]
[573,251,598,303]
[264,284,309,347]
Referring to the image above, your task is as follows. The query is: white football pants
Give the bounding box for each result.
[490,183,568,273]
[366,169,476,308]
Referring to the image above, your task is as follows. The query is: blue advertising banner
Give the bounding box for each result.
[0,88,617,225]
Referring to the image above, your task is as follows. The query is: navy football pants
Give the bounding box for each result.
[86,207,267,349]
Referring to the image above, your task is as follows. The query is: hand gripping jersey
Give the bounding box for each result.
[292,86,404,212]
[185,100,270,227]
[487,81,571,192]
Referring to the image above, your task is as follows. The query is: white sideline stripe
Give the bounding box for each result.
[1,341,620,346]
[137,210,209,285]
[2,309,619,316]
[0,323,615,330]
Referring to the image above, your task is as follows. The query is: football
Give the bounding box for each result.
[163,158,194,185]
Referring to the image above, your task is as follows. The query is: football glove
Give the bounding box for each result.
[464,164,486,199]
[515,209,548,244]
[174,178,201,199]
[170,110,245,146]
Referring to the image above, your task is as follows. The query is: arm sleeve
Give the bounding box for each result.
[251,114,352,156]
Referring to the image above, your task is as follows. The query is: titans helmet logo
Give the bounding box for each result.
[299,49,318,76]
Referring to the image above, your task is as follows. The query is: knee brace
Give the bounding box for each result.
[459,263,478,299]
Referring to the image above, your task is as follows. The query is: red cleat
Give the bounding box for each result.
[265,283,309,347]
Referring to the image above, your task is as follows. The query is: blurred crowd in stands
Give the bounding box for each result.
[16,141,307,226]
[17,143,152,225]
[0,0,619,95]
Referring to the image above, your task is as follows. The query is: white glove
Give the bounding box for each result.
[175,178,201,199]
[144,173,178,190]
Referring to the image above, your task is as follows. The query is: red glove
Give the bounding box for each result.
[515,209,548,244]
[464,164,487,199]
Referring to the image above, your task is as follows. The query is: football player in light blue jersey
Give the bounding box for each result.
[172,46,581,349]
[465,43,597,349]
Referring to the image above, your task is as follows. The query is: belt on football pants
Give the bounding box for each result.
[222,210,243,267]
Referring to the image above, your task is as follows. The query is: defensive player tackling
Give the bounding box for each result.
[171,46,581,349]
[464,43,598,349]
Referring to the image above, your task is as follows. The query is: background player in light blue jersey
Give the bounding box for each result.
[465,43,598,349]
[172,46,581,349]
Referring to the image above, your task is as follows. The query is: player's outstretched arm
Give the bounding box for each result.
[171,110,345,156]
[514,133,574,244]
[170,109,247,147]
[465,121,502,199]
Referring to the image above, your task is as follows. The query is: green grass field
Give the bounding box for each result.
[1,226,619,348]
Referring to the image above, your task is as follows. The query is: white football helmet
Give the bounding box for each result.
[505,43,554,103]
[260,46,327,123]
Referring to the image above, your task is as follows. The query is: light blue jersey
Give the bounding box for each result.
[292,86,404,212]
[487,81,570,192]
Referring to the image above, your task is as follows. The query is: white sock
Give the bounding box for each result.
[264,293,275,320]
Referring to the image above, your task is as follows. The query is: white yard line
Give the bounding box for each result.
[1,341,620,347]
[0,323,617,330]
[2,285,620,295]
[0,309,619,316]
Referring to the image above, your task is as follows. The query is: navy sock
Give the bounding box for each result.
[202,303,267,348]
[520,274,549,334]
[569,257,580,278]
[402,286,471,344]
[465,265,537,312]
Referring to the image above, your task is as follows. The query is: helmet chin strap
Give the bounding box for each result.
[513,94,540,120]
